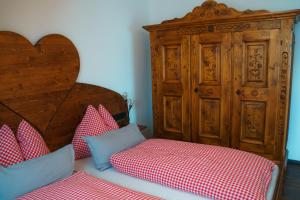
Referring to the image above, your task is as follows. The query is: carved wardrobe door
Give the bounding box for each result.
[191,33,231,146]
[154,34,191,141]
[231,30,280,160]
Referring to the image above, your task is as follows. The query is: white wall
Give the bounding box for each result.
[0,0,151,131]
[0,0,299,159]
[147,0,300,161]
[148,0,300,24]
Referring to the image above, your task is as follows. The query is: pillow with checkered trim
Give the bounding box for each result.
[0,125,24,167]
[17,120,50,161]
[72,105,110,160]
[0,144,74,200]
[98,104,119,131]
[84,124,145,171]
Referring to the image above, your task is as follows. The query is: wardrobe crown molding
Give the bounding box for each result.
[144,0,300,31]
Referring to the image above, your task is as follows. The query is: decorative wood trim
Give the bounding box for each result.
[216,23,251,32]
[159,20,281,36]
[278,52,289,136]
[144,1,300,32]
[177,26,210,35]
[162,0,270,24]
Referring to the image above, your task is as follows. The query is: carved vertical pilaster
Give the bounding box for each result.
[276,19,294,163]
[278,52,289,136]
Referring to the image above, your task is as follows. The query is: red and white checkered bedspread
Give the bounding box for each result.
[18,171,161,200]
[111,139,275,200]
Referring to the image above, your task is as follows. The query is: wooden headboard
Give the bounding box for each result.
[0,31,129,151]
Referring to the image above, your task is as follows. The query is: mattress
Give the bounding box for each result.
[75,157,279,200]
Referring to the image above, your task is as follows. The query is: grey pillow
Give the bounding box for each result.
[0,144,74,200]
[84,124,145,171]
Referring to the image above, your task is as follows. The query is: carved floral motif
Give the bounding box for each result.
[164,97,182,132]
[201,100,220,136]
[251,90,259,97]
[242,102,266,141]
[246,113,258,136]
[247,45,265,82]
[165,47,181,81]
[202,45,218,82]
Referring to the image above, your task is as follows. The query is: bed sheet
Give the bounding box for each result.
[75,157,279,200]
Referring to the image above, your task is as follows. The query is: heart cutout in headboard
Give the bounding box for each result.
[0,31,80,133]
[0,31,80,99]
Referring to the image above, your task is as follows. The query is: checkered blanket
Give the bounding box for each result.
[18,171,161,200]
[111,139,275,200]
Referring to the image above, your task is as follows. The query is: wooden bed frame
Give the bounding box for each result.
[0,31,129,151]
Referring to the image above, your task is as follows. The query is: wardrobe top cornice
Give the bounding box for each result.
[143,0,300,32]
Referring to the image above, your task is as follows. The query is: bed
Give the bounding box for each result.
[0,31,279,200]
[75,157,279,200]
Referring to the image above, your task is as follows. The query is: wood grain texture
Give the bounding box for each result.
[231,30,279,160]
[0,32,79,99]
[191,32,231,147]
[154,34,191,141]
[0,31,129,151]
[144,1,300,199]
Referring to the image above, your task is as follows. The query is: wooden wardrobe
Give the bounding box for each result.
[144,1,299,196]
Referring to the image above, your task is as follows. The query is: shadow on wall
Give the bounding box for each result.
[128,21,153,138]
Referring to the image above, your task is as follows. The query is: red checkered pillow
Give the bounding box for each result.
[0,125,24,167]
[72,105,110,160]
[17,120,50,160]
[98,104,119,131]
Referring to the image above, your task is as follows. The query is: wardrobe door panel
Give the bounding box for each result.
[155,35,190,141]
[232,30,279,160]
[191,33,231,146]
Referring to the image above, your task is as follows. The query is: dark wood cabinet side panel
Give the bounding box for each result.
[150,32,160,138]
[276,19,294,162]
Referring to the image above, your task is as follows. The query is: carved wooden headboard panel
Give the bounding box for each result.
[0,31,129,151]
